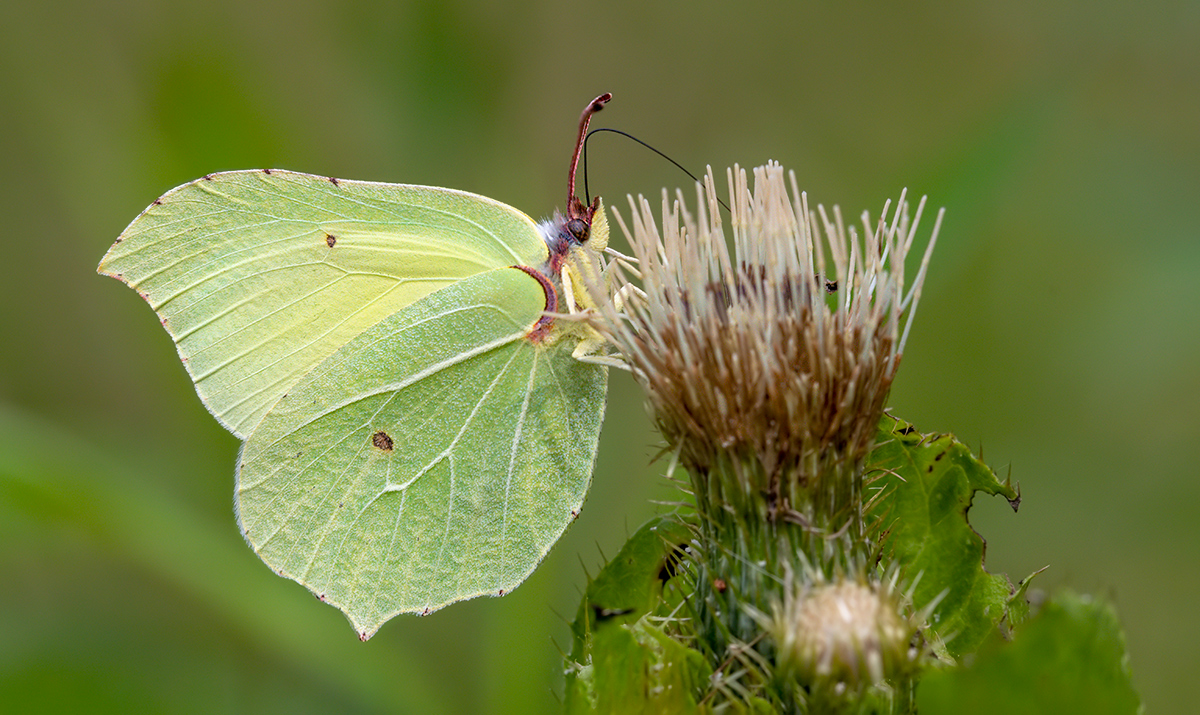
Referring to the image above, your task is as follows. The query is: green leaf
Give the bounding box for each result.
[1006,565,1049,631]
[565,515,707,713]
[568,619,712,715]
[567,515,693,654]
[917,592,1141,714]
[868,416,1020,658]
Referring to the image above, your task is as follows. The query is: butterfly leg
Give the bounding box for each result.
[560,265,580,314]
[572,342,629,370]
[611,283,646,313]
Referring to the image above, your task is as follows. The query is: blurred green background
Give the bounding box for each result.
[1,0,1196,712]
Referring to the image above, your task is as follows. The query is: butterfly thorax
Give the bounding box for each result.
[537,201,608,310]
[529,201,610,351]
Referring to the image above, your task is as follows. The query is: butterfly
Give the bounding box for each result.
[98,93,616,640]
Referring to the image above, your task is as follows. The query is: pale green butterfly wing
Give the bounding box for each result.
[236,267,607,638]
[98,170,548,438]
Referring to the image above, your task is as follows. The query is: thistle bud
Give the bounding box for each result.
[770,578,915,691]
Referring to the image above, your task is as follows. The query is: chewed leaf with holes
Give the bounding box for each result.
[868,416,1020,658]
[98,169,609,638]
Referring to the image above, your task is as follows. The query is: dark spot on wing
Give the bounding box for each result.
[152,199,162,206]
[359,631,369,642]
[262,168,273,175]
[328,176,340,186]
[372,430,394,451]
[203,174,214,181]
[325,233,337,248]
[498,588,506,596]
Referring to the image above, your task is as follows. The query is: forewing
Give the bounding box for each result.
[235,268,608,638]
[98,170,548,438]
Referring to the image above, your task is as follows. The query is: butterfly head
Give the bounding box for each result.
[540,93,614,312]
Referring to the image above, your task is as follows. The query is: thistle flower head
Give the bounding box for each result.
[593,164,940,510]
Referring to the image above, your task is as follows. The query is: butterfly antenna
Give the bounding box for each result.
[568,93,612,226]
[582,127,731,214]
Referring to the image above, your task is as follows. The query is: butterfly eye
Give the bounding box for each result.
[566,218,590,242]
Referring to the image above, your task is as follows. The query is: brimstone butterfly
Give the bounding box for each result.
[98,94,616,640]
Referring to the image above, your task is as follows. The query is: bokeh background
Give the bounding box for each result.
[2,1,1196,712]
